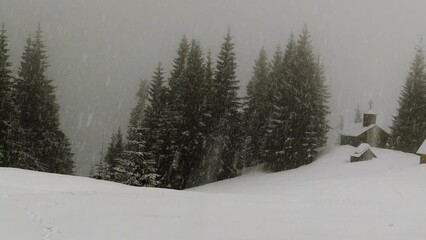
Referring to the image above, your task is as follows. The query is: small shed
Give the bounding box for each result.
[416,140,426,164]
[350,143,377,163]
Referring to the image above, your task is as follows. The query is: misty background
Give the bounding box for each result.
[0,0,421,175]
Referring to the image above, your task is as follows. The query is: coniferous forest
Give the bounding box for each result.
[92,26,330,189]
[1,22,425,190]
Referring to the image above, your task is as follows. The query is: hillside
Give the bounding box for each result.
[1,146,425,240]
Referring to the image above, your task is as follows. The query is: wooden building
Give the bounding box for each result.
[341,110,389,148]
[350,143,377,162]
[416,140,426,164]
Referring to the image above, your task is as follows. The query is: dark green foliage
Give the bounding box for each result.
[0,24,16,167]
[120,125,158,187]
[172,40,209,188]
[94,129,124,181]
[127,79,149,141]
[391,44,426,153]
[14,25,74,174]
[209,29,242,181]
[142,63,171,187]
[242,48,270,167]
[166,36,190,189]
[263,27,330,172]
[94,27,330,189]
[263,37,297,171]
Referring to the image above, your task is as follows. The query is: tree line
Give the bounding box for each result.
[93,26,330,189]
[0,24,74,174]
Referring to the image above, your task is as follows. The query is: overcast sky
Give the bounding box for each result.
[1,0,424,175]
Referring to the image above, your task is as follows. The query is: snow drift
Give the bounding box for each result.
[1,146,425,240]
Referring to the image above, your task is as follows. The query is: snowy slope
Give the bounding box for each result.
[1,146,426,240]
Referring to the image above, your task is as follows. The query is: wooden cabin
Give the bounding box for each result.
[341,110,389,148]
[416,140,426,164]
[350,143,377,162]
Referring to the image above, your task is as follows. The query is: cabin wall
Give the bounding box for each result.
[341,126,389,148]
[341,136,362,147]
[421,155,426,164]
[350,150,376,162]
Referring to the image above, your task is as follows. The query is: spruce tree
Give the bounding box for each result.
[210,29,242,181]
[143,63,173,187]
[127,79,149,141]
[264,27,329,172]
[391,44,426,153]
[292,26,329,166]
[119,129,158,187]
[263,35,297,171]
[198,50,218,185]
[243,47,270,167]
[174,40,207,188]
[15,26,74,174]
[0,24,16,167]
[169,36,190,101]
[167,36,190,189]
[94,129,124,181]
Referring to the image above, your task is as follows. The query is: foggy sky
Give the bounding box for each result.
[0,0,423,175]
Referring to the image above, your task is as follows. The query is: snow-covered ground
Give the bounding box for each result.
[1,146,426,240]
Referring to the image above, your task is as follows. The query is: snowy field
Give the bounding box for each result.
[1,146,426,240]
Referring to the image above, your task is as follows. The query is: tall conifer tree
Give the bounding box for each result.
[143,63,173,187]
[176,40,207,188]
[127,79,149,141]
[293,26,329,166]
[264,27,329,172]
[210,29,242,181]
[264,35,297,171]
[15,25,74,174]
[243,47,270,167]
[167,36,190,189]
[0,24,16,167]
[391,44,426,153]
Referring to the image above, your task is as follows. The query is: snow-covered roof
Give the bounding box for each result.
[341,123,375,137]
[364,110,376,115]
[416,140,426,155]
[341,123,389,137]
[352,143,374,158]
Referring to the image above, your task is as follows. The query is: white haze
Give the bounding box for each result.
[0,0,423,175]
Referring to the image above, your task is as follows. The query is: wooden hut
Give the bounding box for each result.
[416,140,426,164]
[341,110,389,148]
[350,143,377,162]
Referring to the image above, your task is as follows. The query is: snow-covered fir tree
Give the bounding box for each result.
[197,49,217,185]
[94,129,124,181]
[142,63,173,188]
[119,128,159,187]
[263,35,297,171]
[391,44,426,153]
[167,36,190,189]
[210,29,243,181]
[242,47,270,167]
[15,26,74,174]
[127,79,149,142]
[292,26,329,166]
[174,40,208,188]
[264,26,329,172]
[0,24,17,167]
